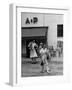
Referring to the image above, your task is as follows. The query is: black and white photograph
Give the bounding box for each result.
[21,12,63,77]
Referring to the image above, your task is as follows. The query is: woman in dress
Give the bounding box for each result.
[28,40,38,63]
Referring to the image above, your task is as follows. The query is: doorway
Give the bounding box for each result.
[22,27,48,58]
[26,36,47,58]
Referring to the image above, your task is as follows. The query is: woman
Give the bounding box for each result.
[28,40,38,63]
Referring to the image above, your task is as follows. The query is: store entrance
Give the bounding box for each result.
[26,37,47,58]
[22,27,48,58]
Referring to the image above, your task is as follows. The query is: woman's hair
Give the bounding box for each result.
[33,40,35,42]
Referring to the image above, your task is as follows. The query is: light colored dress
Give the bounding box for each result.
[40,48,49,72]
[28,42,38,58]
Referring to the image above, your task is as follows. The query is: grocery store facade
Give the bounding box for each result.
[21,12,63,57]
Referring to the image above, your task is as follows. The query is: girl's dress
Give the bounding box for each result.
[40,48,49,72]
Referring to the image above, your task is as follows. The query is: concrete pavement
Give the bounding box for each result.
[21,56,63,77]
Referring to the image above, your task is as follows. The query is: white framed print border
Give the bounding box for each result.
[9,4,70,86]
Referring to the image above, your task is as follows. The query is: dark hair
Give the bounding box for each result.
[33,40,35,42]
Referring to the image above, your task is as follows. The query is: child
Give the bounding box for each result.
[39,45,50,73]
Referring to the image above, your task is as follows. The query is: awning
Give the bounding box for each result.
[22,27,48,37]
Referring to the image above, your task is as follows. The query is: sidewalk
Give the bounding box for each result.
[21,56,63,77]
[51,56,63,62]
[22,56,63,63]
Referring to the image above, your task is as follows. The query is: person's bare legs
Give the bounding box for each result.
[31,58,34,63]
[46,65,50,73]
[32,57,37,64]
[41,65,44,73]
[45,59,50,73]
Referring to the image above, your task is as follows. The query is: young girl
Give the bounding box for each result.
[39,45,50,73]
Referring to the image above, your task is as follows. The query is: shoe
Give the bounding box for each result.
[47,70,50,73]
[40,71,44,73]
